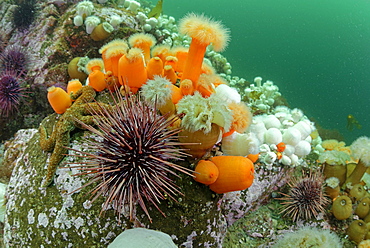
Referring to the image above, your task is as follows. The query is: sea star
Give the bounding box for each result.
[39,85,111,187]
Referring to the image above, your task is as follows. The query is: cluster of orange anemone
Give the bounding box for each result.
[46,13,257,194]
[193,155,256,194]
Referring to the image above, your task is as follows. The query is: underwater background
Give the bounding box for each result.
[157,0,370,144]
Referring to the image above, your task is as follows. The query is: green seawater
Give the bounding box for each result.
[154,0,370,144]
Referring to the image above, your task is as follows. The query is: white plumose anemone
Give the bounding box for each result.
[282,127,301,146]
[264,128,282,145]
[351,136,370,166]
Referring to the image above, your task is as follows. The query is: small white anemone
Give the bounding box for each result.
[294,140,311,157]
[128,0,141,13]
[263,152,277,166]
[280,155,292,166]
[264,128,282,145]
[110,15,122,28]
[351,136,370,166]
[254,76,263,87]
[140,75,172,108]
[221,132,260,156]
[293,120,314,140]
[282,127,301,146]
[325,177,340,189]
[85,16,101,34]
[291,108,304,122]
[76,0,95,18]
[214,84,241,104]
[146,17,158,28]
[263,115,281,129]
[73,15,83,26]
[283,144,295,156]
[177,92,232,133]
[290,154,299,166]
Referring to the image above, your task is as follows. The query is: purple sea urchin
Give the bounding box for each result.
[68,93,194,222]
[279,170,329,222]
[0,45,28,75]
[0,71,24,116]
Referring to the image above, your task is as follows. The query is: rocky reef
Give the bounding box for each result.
[1,1,368,248]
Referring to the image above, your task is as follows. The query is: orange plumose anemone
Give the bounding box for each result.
[128,33,156,64]
[47,86,72,114]
[86,58,106,92]
[67,79,82,95]
[105,45,128,77]
[180,79,194,96]
[146,56,163,80]
[179,13,230,90]
[193,160,219,185]
[99,39,129,73]
[209,156,254,194]
[172,46,188,73]
[118,48,147,93]
[163,65,177,84]
[228,101,253,133]
[196,73,216,98]
[151,44,172,64]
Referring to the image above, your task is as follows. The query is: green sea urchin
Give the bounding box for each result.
[279,170,329,222]
[13,0,37,30]
[68,93,194,222]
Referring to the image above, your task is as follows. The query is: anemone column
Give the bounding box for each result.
[179,13,230,93]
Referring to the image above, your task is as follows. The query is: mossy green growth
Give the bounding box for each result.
[273,226,342,248]
[223,204,282,247]
[5,125,227,247]
[5,130,127,247]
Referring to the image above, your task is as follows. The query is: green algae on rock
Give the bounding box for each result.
[4,126,227,247]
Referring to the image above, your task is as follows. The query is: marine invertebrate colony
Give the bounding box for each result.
[68,92,194,222]
[279,171,329,222]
